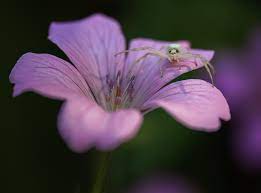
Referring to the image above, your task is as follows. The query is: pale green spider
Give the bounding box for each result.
[115,43,215,85]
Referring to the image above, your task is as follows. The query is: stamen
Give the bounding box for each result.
[99,71,136,111]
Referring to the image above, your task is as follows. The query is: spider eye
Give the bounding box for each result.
[168,48,179,54]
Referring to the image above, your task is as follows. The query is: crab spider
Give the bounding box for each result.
[115,44,215,85]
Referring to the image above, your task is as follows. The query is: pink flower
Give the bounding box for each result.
[9,14,230,153]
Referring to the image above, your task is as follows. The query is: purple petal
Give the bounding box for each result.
[9,53,92,100]
[58,96,143,153]
[48,14,126,99]
[124,38,214,108]
[95,108,143,150]
[143,79,230,131]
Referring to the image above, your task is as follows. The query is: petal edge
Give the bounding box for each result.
[143,79,230,132]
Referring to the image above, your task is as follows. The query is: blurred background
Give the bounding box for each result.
[1,0,261,193]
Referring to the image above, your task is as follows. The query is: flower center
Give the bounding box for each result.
[101,71,135,111]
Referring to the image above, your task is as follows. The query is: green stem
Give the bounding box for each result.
[91,152,111,193]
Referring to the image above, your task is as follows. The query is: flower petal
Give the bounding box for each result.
[48,14,126,100]
[125,38,214,108]
[96,108,143,150]
[9,53,92,100]
[58,96,143,153]
[143,79,230,131]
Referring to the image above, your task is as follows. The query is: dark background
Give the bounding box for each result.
[1,0,261,193]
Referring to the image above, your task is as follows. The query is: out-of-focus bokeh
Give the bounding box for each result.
[1,0,261,193]
[126,173,200,193]
[215,27,261,173]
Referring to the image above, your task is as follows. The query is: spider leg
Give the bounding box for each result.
[114,46,155,56]
[143,47,167,77]
[159,45,166,51]
[128,51,167,78]
[196,54,215,74]
[134,52,151,64]
[132,51,167,64]
[198,56,215,85]
[208,62,215,74]
[173,52,215,85]
[203,61,214,86]
[190,54,215,86]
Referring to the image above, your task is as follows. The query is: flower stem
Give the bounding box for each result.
[91,152,111,193]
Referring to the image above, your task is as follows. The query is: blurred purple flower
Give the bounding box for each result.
[10,14,230,153]
[127,174,199,193]
[216,27,261,171]
[233,115,261,171]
